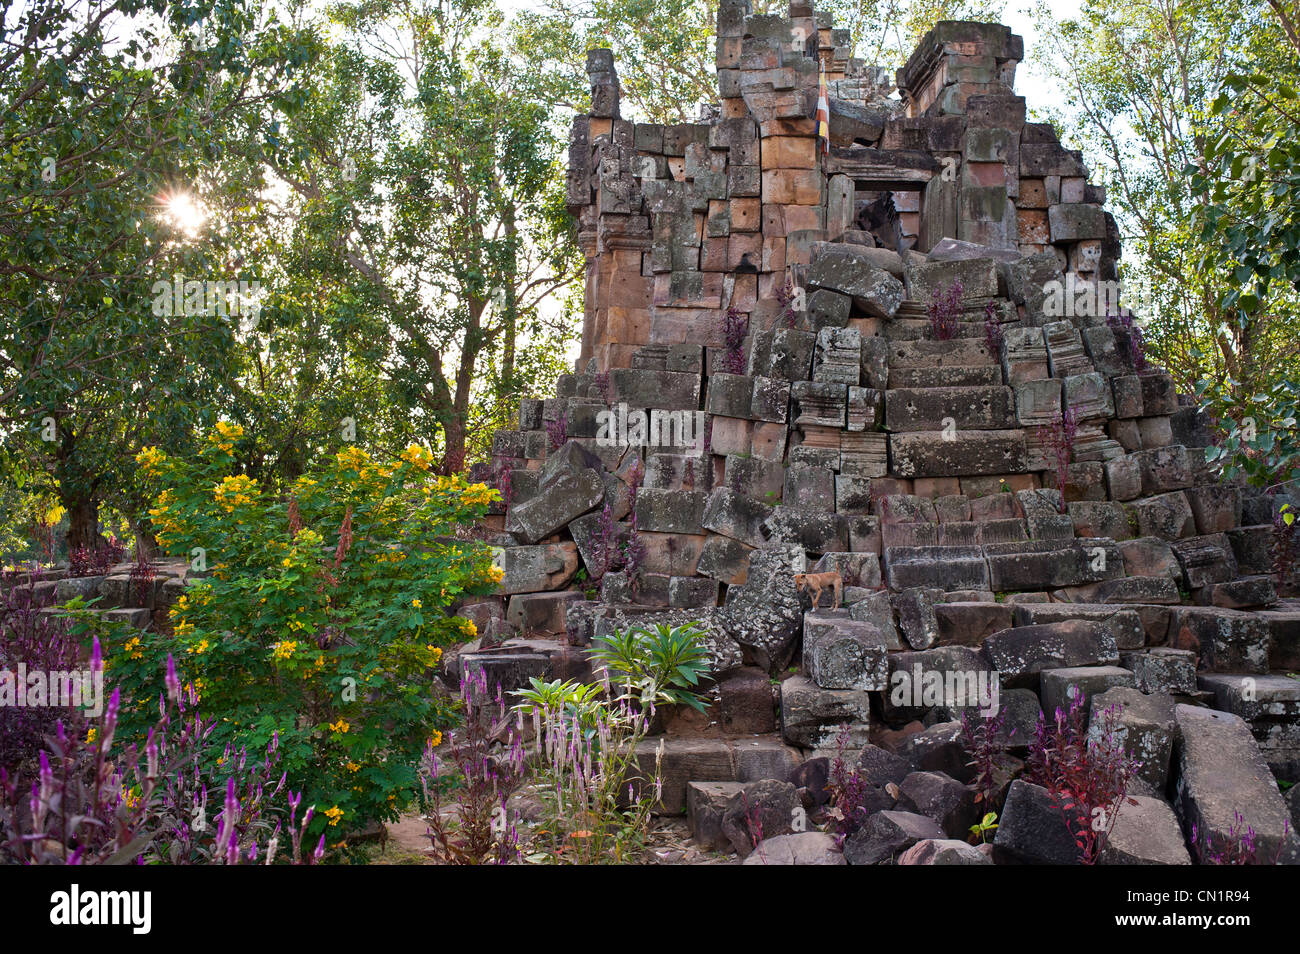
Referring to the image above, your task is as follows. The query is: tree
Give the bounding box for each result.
[266,0,582,473]
[1190,9,1300,486]
[1027,0,1298,400]
[0,0,314,549]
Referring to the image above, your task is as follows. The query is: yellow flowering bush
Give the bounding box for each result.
[119,426,500,840]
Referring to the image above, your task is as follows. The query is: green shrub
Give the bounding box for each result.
[587,621,713,712]
[117,425,501,842]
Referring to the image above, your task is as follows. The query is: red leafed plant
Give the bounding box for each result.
[927,279,964,340]
[1038,404,1080,513]
[960,708,1014,807]
[1024,691,1140,864]
[776,279,798,329]
[718,306,749,374]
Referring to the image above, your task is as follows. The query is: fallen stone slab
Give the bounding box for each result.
[893,585,940,649]
[507,469,605,543]
[1118,647,1197,695]
[721,778,801,857]
[1058,576,1181,605]
[804,615,892,690]
[506,590,586,635]
[855,743,914,790]
[885,646,1000,721]
[1198,673,1300,780]
[696,535,754,586]
[634,736,802,815]
[1199,575,1277,610]
[982,620,1119,687]
[843,810,946,865]
[896,771,979,839]
[1040,666,1136,717]
[686,781,745,851]
[1090,687,1178,791]
[742,831,845,865]
[1168,607,1270,674]
[1127,491,1195,541]
[895,721,973,783]
[985,539,1121,592]
[1098,796,1192,865]
[1257,606,1300,669]
[846,589,903,646]
[933,601,1015,646]
[497,543,579,595]
[720,544,806,673]
[993,779,1082,864]
[1173,705,1296,863]
[806,244,905,318]
[1198,673,1300,722]
[1169,533,1239,589]
[896,838,993,865]
[780,675,872,750]
[1012,603,1145,651]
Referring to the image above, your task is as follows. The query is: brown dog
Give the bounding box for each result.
[794,571,843,611]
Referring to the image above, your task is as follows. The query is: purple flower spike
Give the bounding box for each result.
[165,654,180,702]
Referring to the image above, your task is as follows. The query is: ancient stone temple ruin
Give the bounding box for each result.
[468,4,1300,862]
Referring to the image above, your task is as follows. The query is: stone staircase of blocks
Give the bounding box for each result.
[463,241,1300,861]
[453,2,1300,862]
[472,2,1300,859]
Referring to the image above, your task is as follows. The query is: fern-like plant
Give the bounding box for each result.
[586,622,713,712]
[512,677,606,736]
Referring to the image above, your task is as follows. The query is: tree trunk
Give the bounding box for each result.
[440,417,467,476]
[63,494,99,554]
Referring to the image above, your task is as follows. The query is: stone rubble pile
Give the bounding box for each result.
[461,2,1300,863]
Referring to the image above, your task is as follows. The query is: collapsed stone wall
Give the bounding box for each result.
[466,3,1300,859]
[568,7,1116,372]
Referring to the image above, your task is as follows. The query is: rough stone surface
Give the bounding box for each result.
[843,810,945,865]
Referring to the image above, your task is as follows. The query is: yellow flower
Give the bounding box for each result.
[86,727,97,745]
[461,482,498,507]
[135,446,166,475]
[272,640,298,660]
[426,646,443,666]
[400,443,434,470]
[459,618,477,637]
[213,474,258,512]
[324,805,344,827]
[346,761,361,773]
[428,730,443,747]
[217,420,243,438]
[411,599,422,609]
[123,636,143,660]
[335,446,371,471]
[281,558,292,568]
[329,718,350,734]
